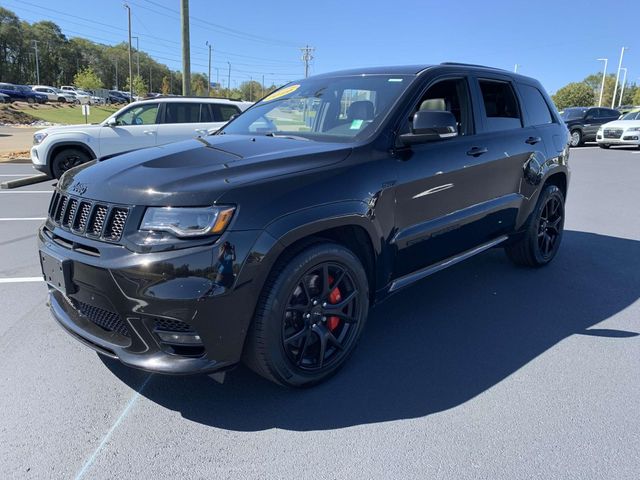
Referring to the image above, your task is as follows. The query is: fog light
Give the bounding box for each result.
[156,331,202,345]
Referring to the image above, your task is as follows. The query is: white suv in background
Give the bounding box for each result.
[31,97,252,178]
[32,86,76,103]
[596,109,640,149]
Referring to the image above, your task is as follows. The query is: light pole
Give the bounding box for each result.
[618,67,628,107]
[597,58,608,107]
[206,41,212,96]
[131,36,140,77]
[227,61,231,92]
[611,46,627,108]
[124,3,133,103]
[114,58,119,90]
[514,64,520,73]
[33,40,40,84]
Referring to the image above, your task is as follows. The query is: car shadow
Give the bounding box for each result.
[102,230,640,431]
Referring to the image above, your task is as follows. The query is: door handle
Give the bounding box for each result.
[466,146,488,157]
[143,130,155,135]
[525,136,542,145]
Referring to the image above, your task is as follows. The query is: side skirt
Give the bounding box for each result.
[387,235,508,293]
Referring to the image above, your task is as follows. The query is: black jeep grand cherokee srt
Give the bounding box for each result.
[39,63,570,387]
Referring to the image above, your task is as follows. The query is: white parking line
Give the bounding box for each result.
[74,375,153,480]
[0,277,43,283]
[0,217,46,221]
[0,174,40,177]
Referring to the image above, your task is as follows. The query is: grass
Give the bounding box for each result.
[16,104,119,125]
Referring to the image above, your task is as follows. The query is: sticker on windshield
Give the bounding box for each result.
[350,119,364,129]
[262,84,300,103]
[388,78,404,82]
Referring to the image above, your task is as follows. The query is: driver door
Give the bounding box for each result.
[99,102,160,157]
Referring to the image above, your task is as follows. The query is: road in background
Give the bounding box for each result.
[0,147,638,479]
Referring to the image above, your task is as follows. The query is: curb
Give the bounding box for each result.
[1,173,50,189]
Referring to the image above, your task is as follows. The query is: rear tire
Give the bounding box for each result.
[505,184,565,267]
[569,129,582,147]
[51,148,90,179]
[244,242,369,387]
[27,97,35,104]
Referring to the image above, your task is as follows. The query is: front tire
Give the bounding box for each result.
[569,129,582,147]
[51,148,90,179]
[505,184,565,267]
[244,242,369,387]
[599,144,610,149]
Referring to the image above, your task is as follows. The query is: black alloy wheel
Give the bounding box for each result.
[536,193,563,260]
[505,184,565,267]
[244,242,369,387]
[51,148,90,179]
[282,262,361,371]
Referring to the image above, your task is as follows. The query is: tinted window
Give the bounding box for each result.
[519,84,553,125]
[200,104,213,122]
[213,104,240,122]
[478,80,521,132]
[164,103,201,123]
[602,109,620,118]
[409,78,473,136]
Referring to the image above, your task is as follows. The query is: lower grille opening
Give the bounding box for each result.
[73,299,130,337]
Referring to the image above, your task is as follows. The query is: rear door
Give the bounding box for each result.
[98,102,160,156]
[582,108,603,140]
[209,103,241,132]
[156,102,227,143]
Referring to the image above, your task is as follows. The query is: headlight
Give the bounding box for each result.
[140,205,235,238]
[625,127,640,132]
[33,132,48,145]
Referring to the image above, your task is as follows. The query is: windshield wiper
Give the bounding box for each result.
[265,132,310,141]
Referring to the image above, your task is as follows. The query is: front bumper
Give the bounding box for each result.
[38,223,277,375]
[596,132,640,145]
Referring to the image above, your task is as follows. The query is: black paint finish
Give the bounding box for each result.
[38,63,570,375]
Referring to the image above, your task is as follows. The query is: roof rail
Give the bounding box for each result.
[141,95,246,102]
[440,62,508,72]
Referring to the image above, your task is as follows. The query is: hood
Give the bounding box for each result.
[59,134,352,206]
[37,123,105,136]
[600,120,640,129]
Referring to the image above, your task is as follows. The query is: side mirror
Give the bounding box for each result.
[399,110,458,146]
[105,117,117,127]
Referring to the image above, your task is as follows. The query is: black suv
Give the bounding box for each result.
[39,63,570,387]
[560,106,620,147]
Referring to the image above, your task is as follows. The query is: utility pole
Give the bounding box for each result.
[612,46,627,109]
[216,68,219,86]
[132,36,140,77]
[514,64,519,73]
[618,67,628,107]
[596,58,608,107]
[33,40,40,84]
[114,58,119,90]
[206,41,212,96]
[124,3,133,102]
[301,45,314,78]
[249,76,252,101]
[181,0,191,95]
[262,74,264,98]
[149,64,152,93]
[227,61,231,92]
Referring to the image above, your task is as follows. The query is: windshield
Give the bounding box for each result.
[560,108,587,120]
[621,111,640,120]
[220,74,414,142]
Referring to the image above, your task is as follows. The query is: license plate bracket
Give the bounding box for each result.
[40,251,76,295]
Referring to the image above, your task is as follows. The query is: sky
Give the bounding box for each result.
[4,0,639,93]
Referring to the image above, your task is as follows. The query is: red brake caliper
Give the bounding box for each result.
[327,275,342,331]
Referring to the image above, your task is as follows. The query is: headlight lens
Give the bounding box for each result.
[625,127,640,132]
[33,132,48,145]
[140,205,235,238]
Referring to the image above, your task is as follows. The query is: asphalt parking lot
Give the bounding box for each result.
[0,147,639,480]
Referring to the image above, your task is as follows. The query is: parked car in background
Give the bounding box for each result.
[74,89,103,105]
[596,108,640,149]
[0,83,47,103]
[615,105,636,116]
[31,97,251,178]
[37,63,570,387]
[0,92,9,103]
[32,85,76,103]
[106,90,129,104]
[560,106,620,147]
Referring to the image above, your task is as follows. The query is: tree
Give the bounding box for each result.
[73,66,102,90]
[161,76,170,95]
[552,82,595,110]
[125,74,147,97]
[239,80,263,101]
[633,88,640,107]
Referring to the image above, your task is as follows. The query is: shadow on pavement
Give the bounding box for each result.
[103,230,640,431]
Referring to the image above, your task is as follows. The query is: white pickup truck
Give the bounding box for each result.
[31,97,252,178]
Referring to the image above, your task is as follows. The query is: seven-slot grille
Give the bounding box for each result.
[603,129,623,139]
[48,191,130,242]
